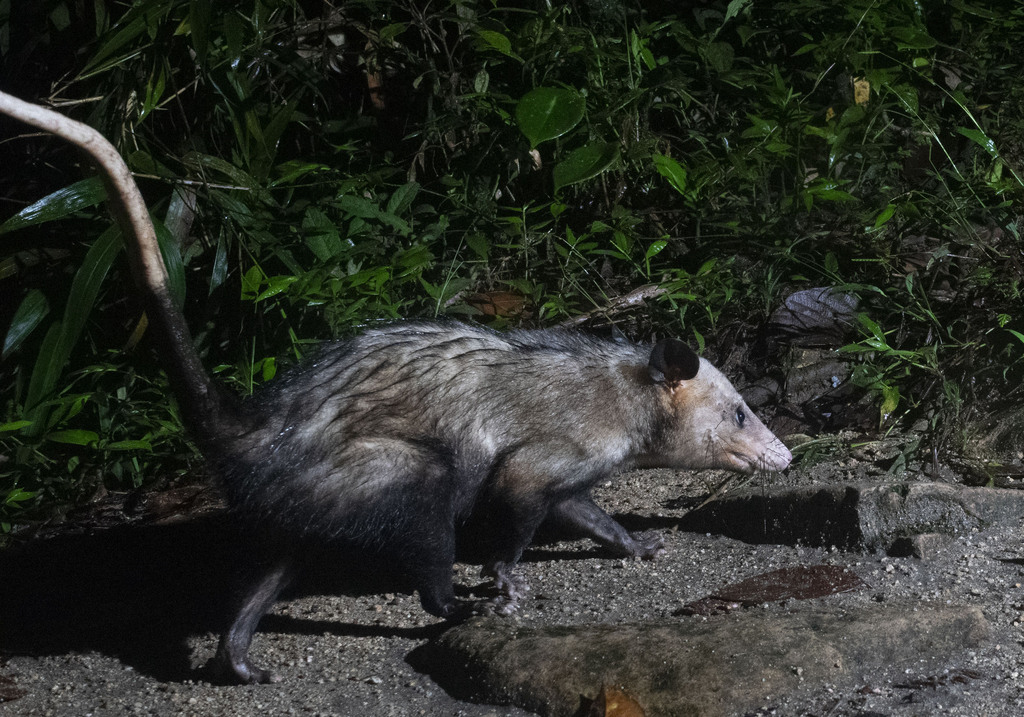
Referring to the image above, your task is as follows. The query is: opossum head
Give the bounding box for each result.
[647,339,792,474]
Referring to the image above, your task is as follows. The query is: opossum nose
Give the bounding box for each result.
[762,438,792,471]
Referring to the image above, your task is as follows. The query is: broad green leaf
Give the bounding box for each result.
[515,88,585,148]
[873,203,897,228]
[255,275,298,302]
[653,154,689,196]
[957,127,998,158]
[189,0,212,65]
[23,322,64,426]
[645,240,668,259]
[890,27,937,50]
[24,225,121,430]
[210,234,228,294]
[154,219,186,310]
[104,439,154,451]
[387,182,420,216]
[336,194,384,219]
[81,2,154,75]
[261,356,277,382]
[0,178,107,235]
[887,84,918,112]
[723,0,752,24]
[0,420,33,433]
[705,42,734,73]
[302,207,344,262]
[3,289,49,360]
[3,488,36,504]
[46,429,100,446]
[880,385,900,419]
[476,30,519,59]
[553,142,620,192]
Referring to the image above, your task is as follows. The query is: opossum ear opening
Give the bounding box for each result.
[648,339,700,384]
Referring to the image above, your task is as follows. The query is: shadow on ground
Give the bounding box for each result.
[0,516,241,681]
[0,515,439,682]
[0,508,675,683]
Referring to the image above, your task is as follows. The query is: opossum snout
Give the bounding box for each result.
[759,436,793,472]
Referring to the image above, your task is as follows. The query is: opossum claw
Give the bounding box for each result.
[208,653,280,685]
[625,530,667,559]
[484,562,531,600]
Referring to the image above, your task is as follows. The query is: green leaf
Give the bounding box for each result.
[653,154,689,196]
[336,194,384,219]
[23,225,122,430]
[890,26,936,50]
[0,420,33,433]
[723,0,752,24]
[46,429,100,446]
[553,142,620,192]
[154,219,186,311]
[386,182,420,216]
[957,127,998,158]
[645,240,668,259]
[104,439,154,451]
[189,0,212,65]
[704,42,734,73]
[515,88,585,148]
[476,30,519,60]
[302,207,344,262]
[210,234,228,294]
[255,275,298,302]
[0,178,107,235]
[872,203,897,229]
[3,290,49,360]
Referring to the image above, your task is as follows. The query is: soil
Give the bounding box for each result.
[1,437,1023,716]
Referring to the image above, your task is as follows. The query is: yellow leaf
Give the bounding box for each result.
[853,77,870,106]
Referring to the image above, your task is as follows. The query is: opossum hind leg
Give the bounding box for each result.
[212,555,296,684]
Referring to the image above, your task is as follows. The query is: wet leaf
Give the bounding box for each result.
[957,127,998,158]
[3,289,49,360]
[677,565,866,615]
[0,178,106,235]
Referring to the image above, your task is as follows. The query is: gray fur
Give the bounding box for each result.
[206,320,791,683]
[0,94,792,687]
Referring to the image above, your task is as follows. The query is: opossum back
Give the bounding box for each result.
[207,321,652,547]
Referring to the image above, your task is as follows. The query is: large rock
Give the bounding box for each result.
[419,604,989,717]
[679,482,1024,552]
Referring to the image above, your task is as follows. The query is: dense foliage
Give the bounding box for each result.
[1,0,1022,528]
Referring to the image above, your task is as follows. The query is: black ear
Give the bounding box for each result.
[648,339,700,384]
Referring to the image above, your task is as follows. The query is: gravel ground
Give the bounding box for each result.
[2,457,1023,716]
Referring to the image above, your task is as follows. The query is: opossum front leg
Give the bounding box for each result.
[548,492,666,559]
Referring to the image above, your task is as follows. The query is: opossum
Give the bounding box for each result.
[0,92,792,685]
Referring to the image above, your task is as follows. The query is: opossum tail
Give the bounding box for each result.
[0,91,232,438]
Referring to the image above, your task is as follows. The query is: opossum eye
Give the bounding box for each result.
[735,408,746,428]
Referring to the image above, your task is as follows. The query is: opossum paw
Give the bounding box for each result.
[442,597,520,622]
[625,530,666,559]
[484,594,521,617]
[207,655,280,685]
[481,562,531,601]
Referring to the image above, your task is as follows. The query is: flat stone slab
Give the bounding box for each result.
[420,603,990,717]
[679,482,1024,552]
